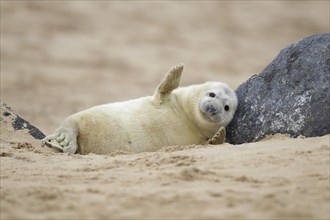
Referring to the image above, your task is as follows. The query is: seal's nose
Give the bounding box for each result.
[206,105,218,116]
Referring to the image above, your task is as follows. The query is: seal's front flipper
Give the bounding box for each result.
[153,63,184,105]
[207,127,226,145]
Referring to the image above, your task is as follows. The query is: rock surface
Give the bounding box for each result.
[227,33,330,144]
[0,101,45,140]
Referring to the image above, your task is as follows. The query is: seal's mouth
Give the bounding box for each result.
[200,104,222,123]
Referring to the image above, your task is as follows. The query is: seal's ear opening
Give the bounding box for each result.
[153,63,184,105]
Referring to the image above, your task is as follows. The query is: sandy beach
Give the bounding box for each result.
[1,1,329,219]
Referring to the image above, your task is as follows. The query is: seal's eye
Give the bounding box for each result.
[224,105,230,111]
[209,92,216,98]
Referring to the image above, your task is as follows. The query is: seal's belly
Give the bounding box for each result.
[73,98,204,154]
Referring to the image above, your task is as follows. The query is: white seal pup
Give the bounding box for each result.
[41,64,238,154]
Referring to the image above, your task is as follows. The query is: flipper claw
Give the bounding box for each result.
[207,127,226,145]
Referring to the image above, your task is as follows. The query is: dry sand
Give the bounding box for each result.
[1,1,329,219]
[1,115,329,219]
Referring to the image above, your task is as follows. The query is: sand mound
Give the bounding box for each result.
[1,116,329,219]
[1,102,329,219]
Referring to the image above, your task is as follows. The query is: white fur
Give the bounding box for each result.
[42,64,237,154]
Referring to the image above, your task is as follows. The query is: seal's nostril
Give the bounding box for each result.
[206,105,217,114]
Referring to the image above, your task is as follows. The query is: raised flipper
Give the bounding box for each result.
[207,127,226,145]
[153,63,184,105]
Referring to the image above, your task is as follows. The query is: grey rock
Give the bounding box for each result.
[227,33,330,144]
[0,101,45,140]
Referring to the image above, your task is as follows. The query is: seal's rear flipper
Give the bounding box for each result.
[42,138,64,152]
[207,127,226,145]
[153,63,184,105]
[41,118,79,154]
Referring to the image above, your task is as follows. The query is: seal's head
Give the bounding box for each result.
[174,80,237,138]
[198,82,237,127]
